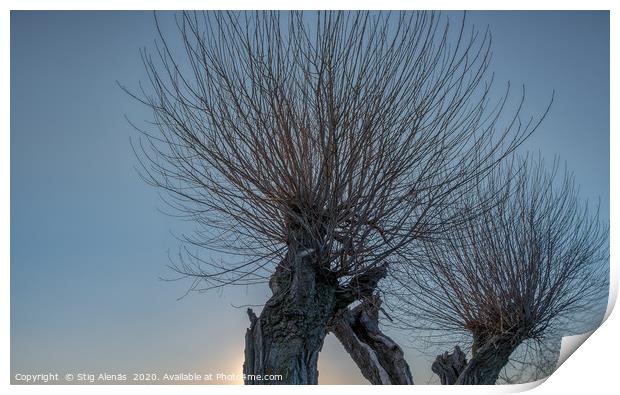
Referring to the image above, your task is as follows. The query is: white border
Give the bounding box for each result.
[3,1,617,394]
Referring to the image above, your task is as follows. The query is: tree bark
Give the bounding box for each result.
[242,222,400,385]
[243,244,338,384]
[431,346,467,385]
[432,335,520,385]
[330,295,414,384]
[454,335,519,384]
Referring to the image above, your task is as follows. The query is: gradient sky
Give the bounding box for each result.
[10,11,609,384]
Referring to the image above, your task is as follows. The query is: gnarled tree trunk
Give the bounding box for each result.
[431,346,467,385]
[330,295,414,384]
[433,335,520,385]
[242,218,400,386]
[455,335,519,385]
[243,243,338,384]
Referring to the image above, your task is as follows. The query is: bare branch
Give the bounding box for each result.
[125,11,544,291]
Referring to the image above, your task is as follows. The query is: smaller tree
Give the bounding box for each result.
[388,156,608,385]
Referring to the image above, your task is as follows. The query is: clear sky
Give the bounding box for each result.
[10,11,609,384]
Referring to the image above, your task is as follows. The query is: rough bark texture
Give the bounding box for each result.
[455,335,519,385]
[431,346,467,385]
[243,238,338,384]
[242,210,398,385]
[330,295,414,385]
[433,335,520,385]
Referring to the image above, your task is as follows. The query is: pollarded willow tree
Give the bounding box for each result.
[388,156,608,385]
[125,10,547,384]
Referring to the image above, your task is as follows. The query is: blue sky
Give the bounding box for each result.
[10,11,609,384]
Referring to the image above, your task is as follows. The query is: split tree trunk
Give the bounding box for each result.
[330,295,414,385]
[454,335,519,384]
[432,335,520,385]
[243,243,338,384]
[431,346,468,385]
[242,217,398,385]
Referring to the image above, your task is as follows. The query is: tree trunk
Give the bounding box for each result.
[330,295,414,385]
[432,335,520,385]
[431,346,467,385]
[243,242,338,384]
[454,335,519,384]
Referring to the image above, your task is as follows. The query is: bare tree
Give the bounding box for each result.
[388,156,608,385]
[125,11,545,384]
